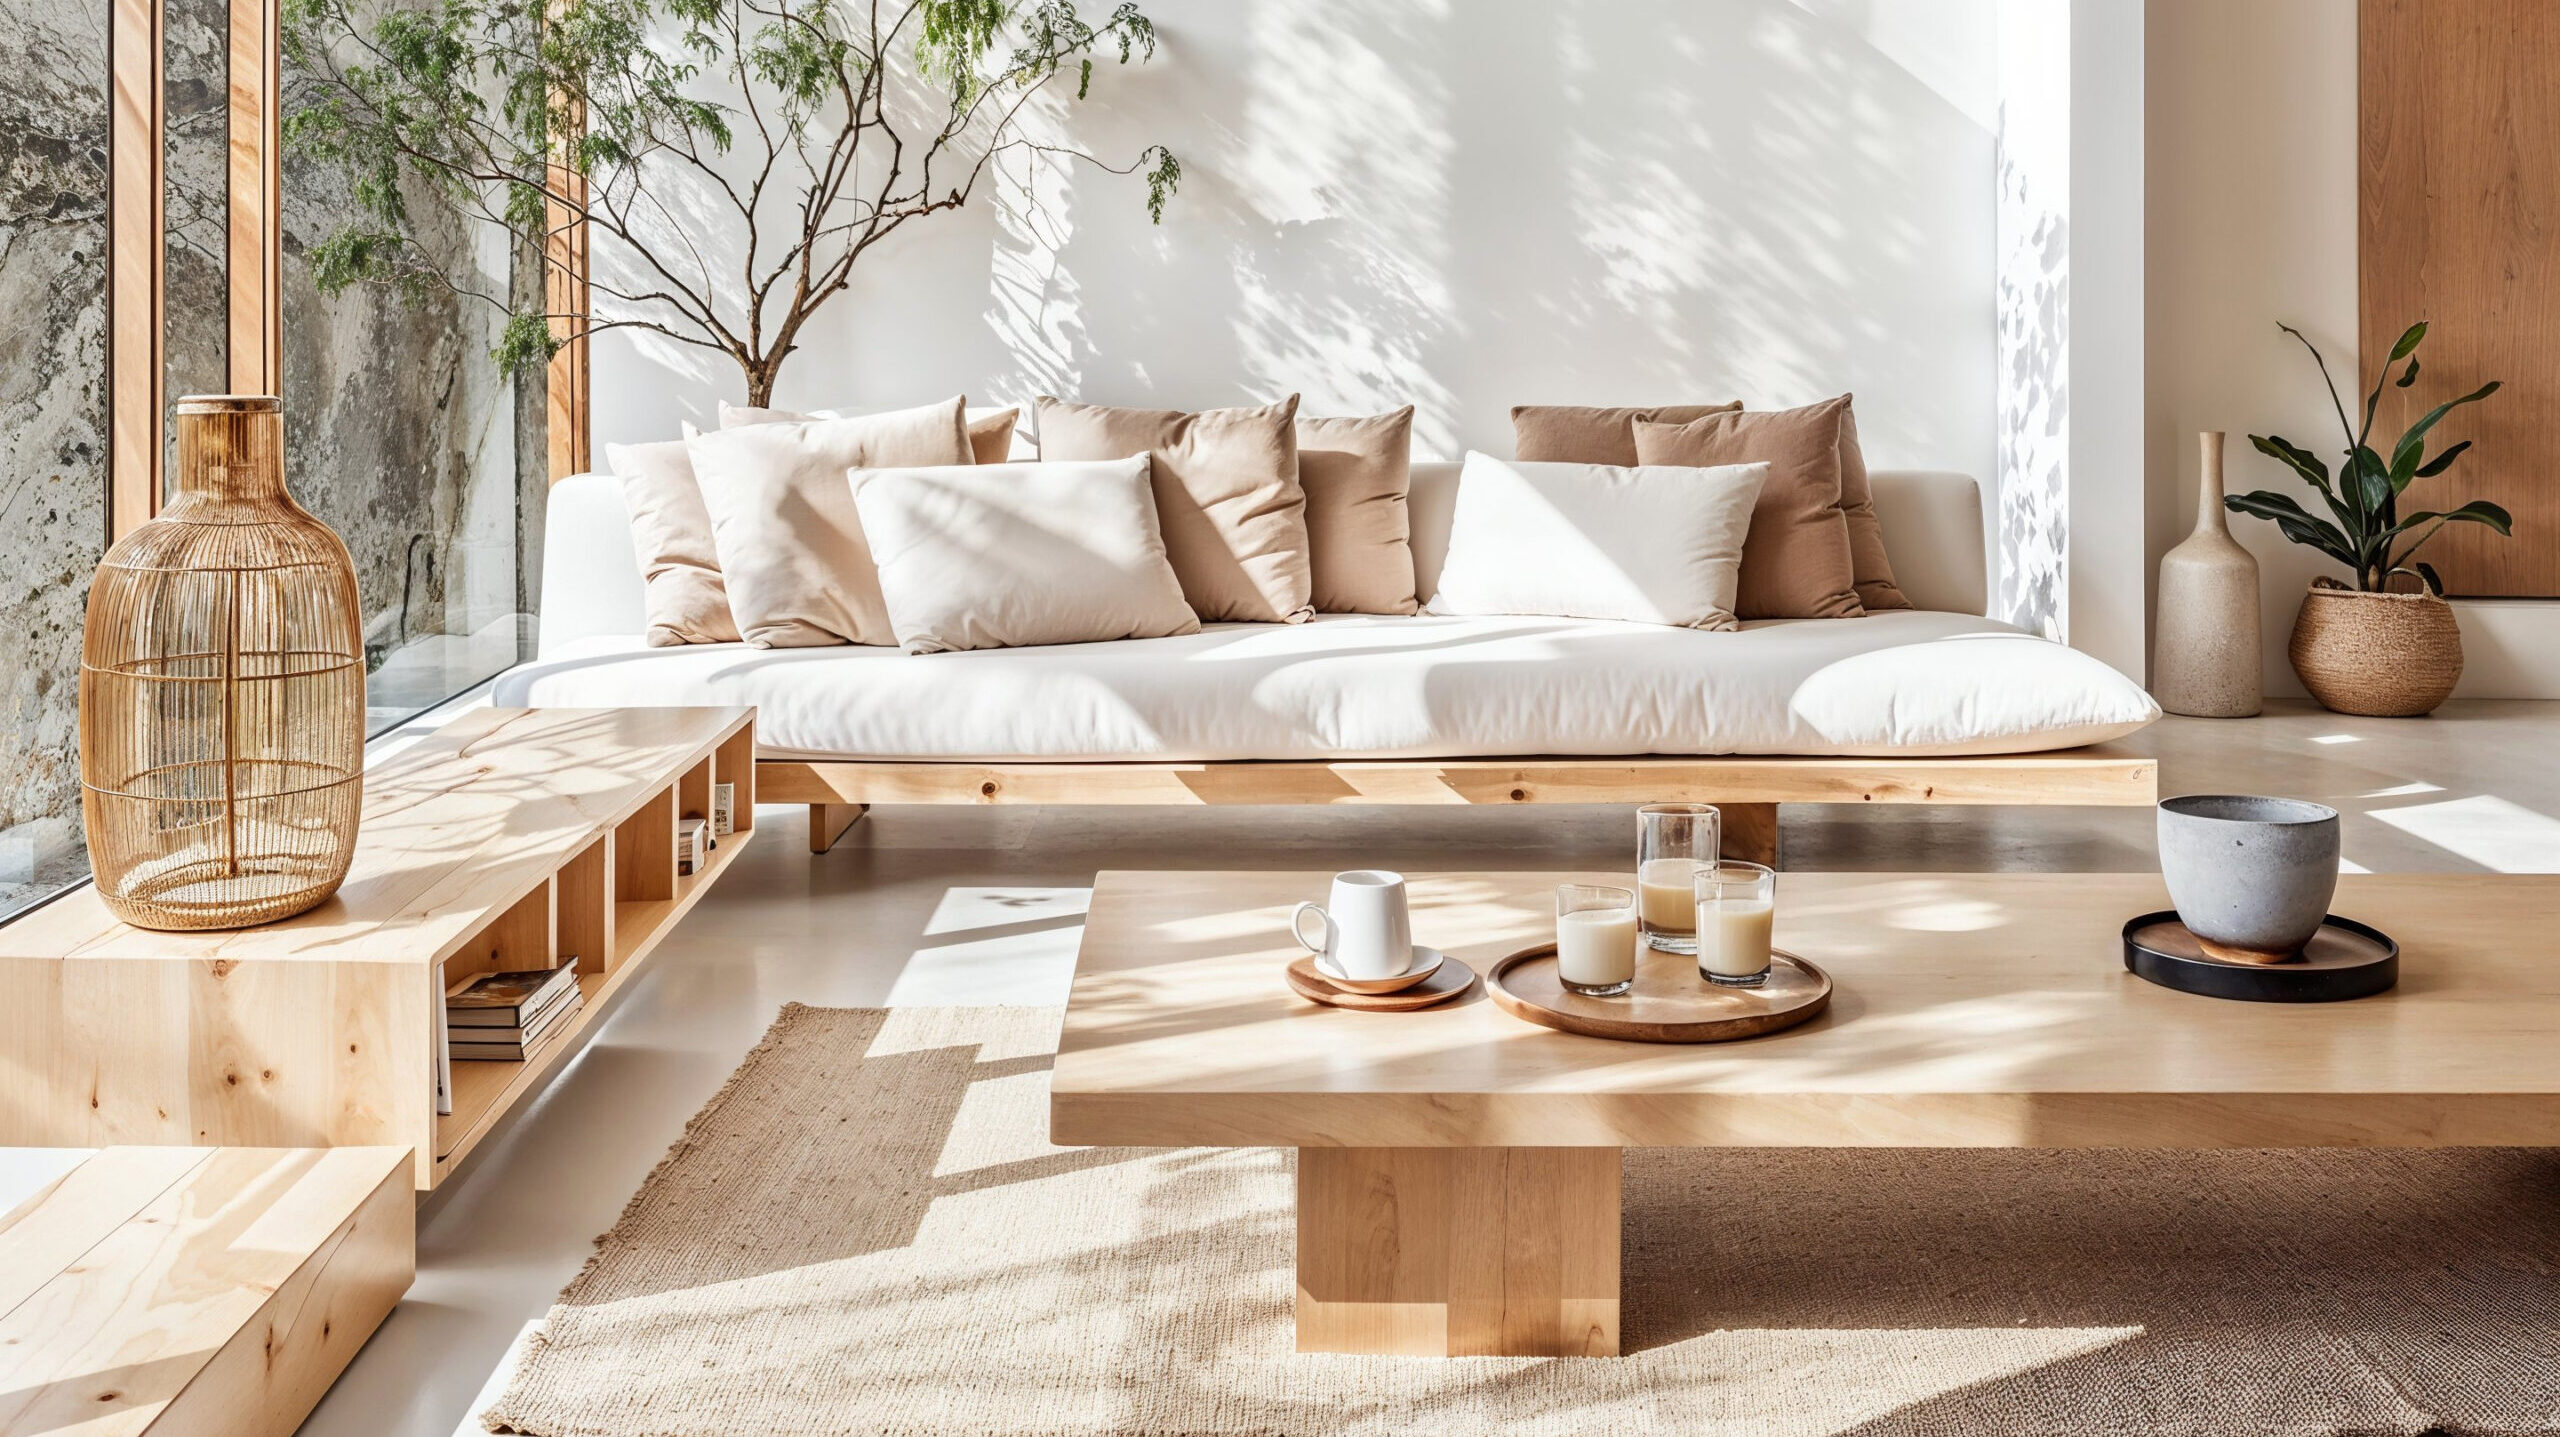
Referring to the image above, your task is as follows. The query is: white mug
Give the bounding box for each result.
[1291,870,1414,981]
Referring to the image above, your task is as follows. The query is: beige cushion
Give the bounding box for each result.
[1425,452,1766,631]
[1035,396,1313,624]
[1836,404,1912,611]
[687,398,973,647]
[720,399,1017,464]
[1633,397,1865,620]
[1510,401,1742,466]
[850,457,1200,654]
[606,440,741,647]
[1297,408,1418,615]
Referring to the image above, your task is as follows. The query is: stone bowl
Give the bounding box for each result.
[2155,795,2341,963]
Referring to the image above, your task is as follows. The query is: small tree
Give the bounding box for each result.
[281,0,1180,406]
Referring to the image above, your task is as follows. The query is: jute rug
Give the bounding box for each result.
[487,1005,2560,1436]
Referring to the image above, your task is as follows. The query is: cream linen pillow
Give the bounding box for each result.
[606,439,740,646]
[1298,407,1418,615]
[850,458,1200,654]
[687,398,972,647]
[1425,452,1767,630]
[722,400,1022,464]
[1035,395,1313,624]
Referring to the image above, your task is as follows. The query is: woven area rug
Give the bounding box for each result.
[487,1004,2560,1437]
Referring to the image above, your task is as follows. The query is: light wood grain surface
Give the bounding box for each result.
[1053,870,2560,1149]
[0,1146,411,1437]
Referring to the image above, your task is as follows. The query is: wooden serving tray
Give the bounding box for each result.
[1487,942,1831,1042]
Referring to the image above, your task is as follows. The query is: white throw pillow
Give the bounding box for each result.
[849,457,1202,654]
[686,399,972,647]
[1424,452,1767,630]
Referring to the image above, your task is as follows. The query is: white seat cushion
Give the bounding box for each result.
[491,610,2158,761]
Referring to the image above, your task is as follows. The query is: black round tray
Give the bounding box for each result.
[2121,911,2398,1002]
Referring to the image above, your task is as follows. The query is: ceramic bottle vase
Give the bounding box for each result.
[2151,430,2262,718]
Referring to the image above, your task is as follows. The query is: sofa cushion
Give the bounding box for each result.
[605,439,740,647]
[1298,407,1419,616]
[851,457,1199,654]
[1837,406,1912,611]
[688,399,973,647]
[1036,395,1314,624]
[718,398,1020,464]
[1426,452,1765,631]
[494,610,2159,762]
[1633,398,1865,620]
[1510,401,1741,466]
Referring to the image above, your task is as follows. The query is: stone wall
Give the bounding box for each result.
[0,0,107,912]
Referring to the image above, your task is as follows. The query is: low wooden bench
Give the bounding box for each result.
[762,743,2161,861]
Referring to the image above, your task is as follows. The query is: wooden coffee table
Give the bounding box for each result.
[1052,869,2560,1358]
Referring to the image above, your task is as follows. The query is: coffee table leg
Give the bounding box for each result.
[1294,1146,1621,1356]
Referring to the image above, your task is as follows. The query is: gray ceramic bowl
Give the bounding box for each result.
[2156,795,2341,958]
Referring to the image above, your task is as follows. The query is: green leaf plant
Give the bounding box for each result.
[282,0,1180,405]
[2228,321,2509,597]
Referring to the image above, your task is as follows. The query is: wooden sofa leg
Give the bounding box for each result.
[810,803,868,854]
[1720,803,1779,867]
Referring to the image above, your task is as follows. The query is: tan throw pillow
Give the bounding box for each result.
[606,440,740,646]
[1035,395,1313,624]
[687,398,973,647]
[1632,396,1865,620]
[1425,453,1767,630]
[1297,407,1418,615]
[1510,401,1743,466]
[1836,404,1912,611]
[851,457,1201,654]
[968,408,1022,465]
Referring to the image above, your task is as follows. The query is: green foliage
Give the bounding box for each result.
[282,0,1180,399]
[2227,322,2510,595]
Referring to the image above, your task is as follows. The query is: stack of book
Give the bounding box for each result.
[446,960,584,1063]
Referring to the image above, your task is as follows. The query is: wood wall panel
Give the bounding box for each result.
[108,0,164,541]
[2361,0,2560,597]
[227,0,281,395]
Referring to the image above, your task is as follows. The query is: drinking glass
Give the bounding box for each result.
[1554,883,1639,997]
[1693,861,1777,987]
[1636,803,1721,953]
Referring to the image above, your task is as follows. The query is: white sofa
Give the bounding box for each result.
[501,464,2157,764]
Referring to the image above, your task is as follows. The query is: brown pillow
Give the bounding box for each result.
[1510,401,1742,466]
[1836,404,1912,611]
[1297,408,1418,615]
[968,408,1021,465]
[607,439,741,646]
[1632,396,1865,620]
[688,398,974,646]
[1036,395,1313,623]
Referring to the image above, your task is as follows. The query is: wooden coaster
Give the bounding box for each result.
[1486,943,1831,1043]
[2122,911,2398,1002]
[1285,954,1477,1011]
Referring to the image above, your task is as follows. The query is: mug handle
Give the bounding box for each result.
[1289,901,1334,956]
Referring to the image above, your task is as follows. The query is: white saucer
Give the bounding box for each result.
[1313,945,1446,995]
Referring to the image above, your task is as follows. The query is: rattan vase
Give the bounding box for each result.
[2287,581,2464,718]
[79,395,366,930]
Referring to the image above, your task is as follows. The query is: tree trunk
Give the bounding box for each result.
[743,354,779,409]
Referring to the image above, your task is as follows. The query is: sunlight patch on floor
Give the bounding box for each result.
[2369,794,2560,874]
[885,926,1085,1006]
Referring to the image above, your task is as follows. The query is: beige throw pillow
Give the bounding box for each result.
[606,440,741,647]
[1035,396,1313,624]
[1632,397,1866,620]
[725,399,1021,465]
[687,398,973,647]
[851,457,1200,654]
[1836,404,1912,611]
[1510,401,1743,466]
[1425,453,1767,630]
[1298,407,1419,615]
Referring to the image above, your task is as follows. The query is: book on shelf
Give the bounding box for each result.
[678,817,710,875]
[712,781,735,837]
[448,987,584,1062]
[432,961,452,1115]
[448,959,581,1029]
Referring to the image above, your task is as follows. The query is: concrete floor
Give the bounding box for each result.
[34,699,2560,1435]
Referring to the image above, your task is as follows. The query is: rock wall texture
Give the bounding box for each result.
[0,0,108,911]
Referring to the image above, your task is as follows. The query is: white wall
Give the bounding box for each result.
[592,0,1999,497]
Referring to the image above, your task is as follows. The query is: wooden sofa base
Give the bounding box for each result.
[760,746,2158,862]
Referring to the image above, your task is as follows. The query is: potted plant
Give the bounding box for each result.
[2228,322,2508,716]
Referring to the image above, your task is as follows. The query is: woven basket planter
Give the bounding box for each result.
[2287,582,2463,717]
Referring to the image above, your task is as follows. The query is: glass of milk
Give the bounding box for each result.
[1693,861,1776,987]
[1554,883,1639,997]
[1636,804,1721,953]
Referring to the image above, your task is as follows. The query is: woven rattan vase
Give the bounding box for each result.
[2287,581,2464,718]
[79,395,366,930]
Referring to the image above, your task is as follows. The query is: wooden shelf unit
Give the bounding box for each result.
[0,707,756,1191]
